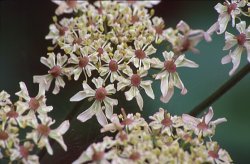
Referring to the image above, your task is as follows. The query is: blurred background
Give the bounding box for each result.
[0,0,249,163]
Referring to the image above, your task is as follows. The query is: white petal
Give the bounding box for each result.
[140,81,155,99]
[217,13,230,34]
[96,108,108,126]
[205,107,214,124]
[92,77,104,88]
[160,86,174,103]
[77,101,99,122]
[70,91,93,102]
[125,87,138,101]
[236,21,246,34]
[160,73,169,97]
[15,82,30,101]
[56,120,70,135]
[214,3,227,14]
[182,114,200,127]
[135,93,143,111]
[144,45,156,56]
[229,46,243,75]
[221,54,232,64]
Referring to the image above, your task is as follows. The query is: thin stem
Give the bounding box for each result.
[189,63,250,116]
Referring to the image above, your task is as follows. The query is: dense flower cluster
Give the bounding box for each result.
[211,0,250,75]
[0,84,69,163]
[73,107,232,164]
[0,0,242,163]
[33,0,211,127]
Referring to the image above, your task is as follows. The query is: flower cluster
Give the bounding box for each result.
[73,107,232,164]
[33,0,211,127]
[0,83,69,163]
[211,0,250,75]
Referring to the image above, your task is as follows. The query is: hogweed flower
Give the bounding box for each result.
[152,51,198,103]
[214,0,246,34]
[74,107,232,164]
[182,107,227,137]
[70,77,118,126]
[221,21,250,75]
[15,82,53,118]
[33,53,68,94]
[26,115,69,155]
[117,68,154,110]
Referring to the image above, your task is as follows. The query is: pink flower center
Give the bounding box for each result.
[97,48,104,57]
[227,3,237,14]
[121,118,133,126]
[109,60,118,72]
[56,24,68,36]
[155,25,163,35]
[161,117,172,127]
[208,150,219,159]
[131,74,141,87]
[6,110,19,118]
[131,15,139,24]
[79,56,89,68]
[119,132,128,141]
[29,98,40,111]
[66,0,77,8]
[135,49,146,59]
[0,131,9,140]
[129,152,140,161]
[92,151,104,161]
[49,66,62,78]
[237,33,246,46]
[20,146,29,159]
[164,60,176,73]
[197,119,208,131]
[95,87,107,101]
[37,124,51,136]
[73,38,82,45]
[181,39,191,52]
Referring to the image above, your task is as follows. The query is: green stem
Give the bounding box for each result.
[189,63,250,116]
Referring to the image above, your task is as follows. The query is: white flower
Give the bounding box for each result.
[68,47,97,81]
[45,18,73,45]
[127,36,156,70]
[10,141,39,164]
[89,39,113,65]
[182,107,227,137]
[52,0,89,15]
[70,77,118,126]
[149,108,182,136]
[73,137,114,164]
[26,115,69,155]
[0,91,12,106]
[151,16,168,44]
[99,50,125,83]
[152,51,198,103]
[221,21,250,75]
[0,124,18,149]
[15,82,53,117]
[174,20,211,54]
[206,142,233,164]
[33,53,68,94]
[117,67,154,110]
[214,0,246,34]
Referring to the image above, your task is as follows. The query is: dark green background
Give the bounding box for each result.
[0,0,249,163]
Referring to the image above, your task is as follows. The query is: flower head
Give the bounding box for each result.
[70,77,118,126]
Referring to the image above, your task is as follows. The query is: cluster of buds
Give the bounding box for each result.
[73,107,232,164]
[210,0,250,75]
[33,0,211,127]
[0,83,69,163]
